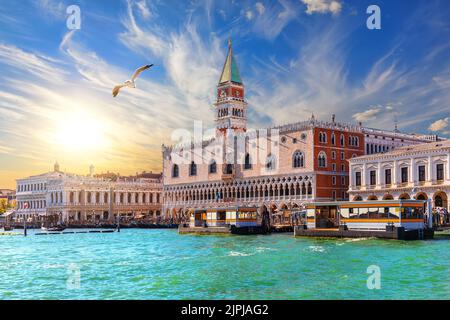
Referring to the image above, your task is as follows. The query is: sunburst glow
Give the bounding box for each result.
[53,111,108,153]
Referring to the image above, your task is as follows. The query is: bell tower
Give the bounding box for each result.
[215,39,247,135]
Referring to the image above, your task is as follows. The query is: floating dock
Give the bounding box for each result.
[179,225,267,235]
[294,226,434,240]
[35,229,116,236]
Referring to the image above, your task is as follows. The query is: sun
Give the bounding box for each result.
[54,111,107,153]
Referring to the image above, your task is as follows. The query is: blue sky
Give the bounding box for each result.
[0,0,449,187]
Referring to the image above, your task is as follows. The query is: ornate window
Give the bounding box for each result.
[318,151,327,168]
[189,162,197,176]
[293,150,304,168]
[172,164,179,178]
[209,160,217,174]
[340,134,345,146]
[244,153,252,170]
[319,132,327,143]
[331,133,336,145]
[265,154,276,171]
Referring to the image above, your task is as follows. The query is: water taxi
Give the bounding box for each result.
[179,206,266,235]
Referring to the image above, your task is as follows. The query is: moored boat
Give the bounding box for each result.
[179,206,268,235]
[294,199,434,240]
[41,225,66,232]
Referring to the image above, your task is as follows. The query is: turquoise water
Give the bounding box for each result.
[0,229,449,299]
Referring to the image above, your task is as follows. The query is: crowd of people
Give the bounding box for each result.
[431,207,449,227]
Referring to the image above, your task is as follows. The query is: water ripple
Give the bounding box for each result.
[0,229,449,299]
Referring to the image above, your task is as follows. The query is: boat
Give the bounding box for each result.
[41,225,66,232]
[3,225,13,231]
[179,206,267,235]
[294,199,434,240]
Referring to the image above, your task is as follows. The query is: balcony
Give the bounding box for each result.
[221,164,235,181]
[221,173,235,181]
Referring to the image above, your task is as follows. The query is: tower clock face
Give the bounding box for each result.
[220,89,226,97]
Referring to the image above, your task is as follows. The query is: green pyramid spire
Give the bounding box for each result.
[219,38,242,84]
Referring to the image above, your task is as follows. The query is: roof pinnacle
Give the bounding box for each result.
[218,38,242,84]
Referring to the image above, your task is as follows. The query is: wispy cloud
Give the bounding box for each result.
[34,0,66,20]
[429,117,449,132]
[301,0,342,15]
[240,0,298,40]
[353,107,382,122]
[0,43,67,81]
[0,0,449,188]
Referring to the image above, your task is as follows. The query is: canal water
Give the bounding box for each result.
[0,229,449,299]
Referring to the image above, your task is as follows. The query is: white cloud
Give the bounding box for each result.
[0,43,66,81]
[135,0,152,19]
[302,0,342,15]
[245,10,254,20]
[118,2,167,57]
[35,0,66,19]
[0,145,14,155]
[428,118,449,132]
[248,0,298,40]
[352,107,382,122]
[255,2,266,15]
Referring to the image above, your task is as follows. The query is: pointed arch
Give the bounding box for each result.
[172,164,179,178]
[189,161,197,176]
[209,159,217,174]
[265,153,276,171]
[318,151,327,168]
[293,150,304,168]
[244,153,252,170]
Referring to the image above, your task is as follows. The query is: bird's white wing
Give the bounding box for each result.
[112,83,127,97]
[130,64,153,81]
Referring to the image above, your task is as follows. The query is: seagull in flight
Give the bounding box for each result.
[112,64,153,97]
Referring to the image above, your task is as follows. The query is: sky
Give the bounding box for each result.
[0,0,449,188]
